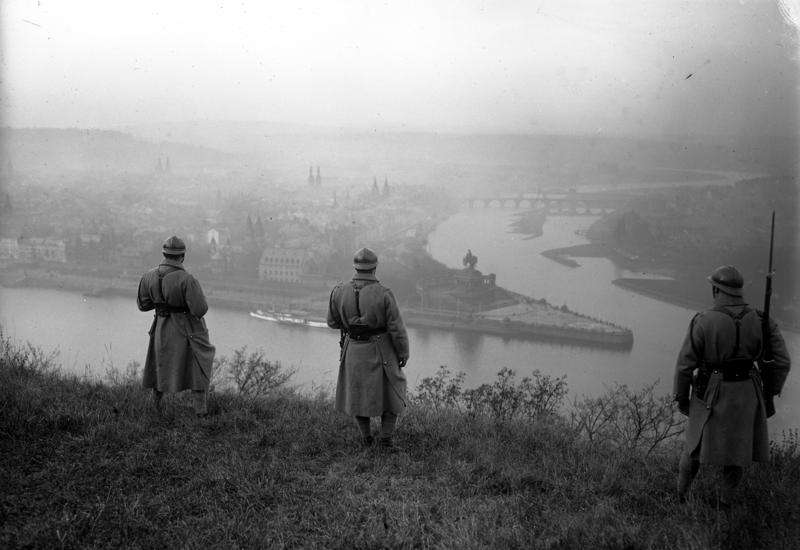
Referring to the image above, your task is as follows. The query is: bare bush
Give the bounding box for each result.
[770,429,800,469]
[104,360,140,386]
[464,367,568,421]
[413,366,465,410]
[570,382,684,455]
[214,347,295,400]
[0,329,58,376]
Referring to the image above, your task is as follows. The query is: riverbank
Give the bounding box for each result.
[612,278,707,312]
[0,238,634,347]
[3,332,799,548]
[0,265,332,313]
[510,225,799,333]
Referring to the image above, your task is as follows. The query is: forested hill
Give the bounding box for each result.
[587,176,799,326]
[2,124,795,195]
[0,127,235,175]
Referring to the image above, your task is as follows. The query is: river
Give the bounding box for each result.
[1,209,798,431]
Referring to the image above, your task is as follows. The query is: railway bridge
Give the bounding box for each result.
[463,191,636,215]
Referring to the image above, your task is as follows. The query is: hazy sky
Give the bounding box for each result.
[1,0,798,135]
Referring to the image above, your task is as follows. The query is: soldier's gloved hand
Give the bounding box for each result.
[677,397,690,417]
[398,357,408,369]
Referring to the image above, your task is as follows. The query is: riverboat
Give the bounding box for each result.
[249,309,328,329]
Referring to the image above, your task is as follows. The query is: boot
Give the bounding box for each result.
[355,416,372,448]
[193,390,208,418]
[378,411,398,452]
[720,465,743,509]
[152,390,164,416]
[677,469,693,503]
[677,453,699,503]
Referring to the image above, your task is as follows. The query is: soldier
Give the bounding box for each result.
[137,236,216,417]
[673,265,791,506]
[327,248,410,451]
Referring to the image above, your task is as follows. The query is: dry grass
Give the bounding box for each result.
[1,332,798,549]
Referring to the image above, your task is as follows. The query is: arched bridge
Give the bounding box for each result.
[463,191,636,216]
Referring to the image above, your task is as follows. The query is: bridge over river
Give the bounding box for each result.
[463,190,640,215]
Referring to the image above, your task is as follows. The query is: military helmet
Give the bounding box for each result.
[162,235,186,255]
[353,247,378,270]
[707,265,743,297]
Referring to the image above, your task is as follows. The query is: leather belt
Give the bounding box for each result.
[347,330,387,342]
[700,358,754,382]
[709,368,754,382]
[155,304,190,317]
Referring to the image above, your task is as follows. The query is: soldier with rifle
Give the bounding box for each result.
[673,214,791,506]
[327,248,410,451]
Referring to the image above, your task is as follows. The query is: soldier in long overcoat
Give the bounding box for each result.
[673,265,791,505]
[138,236,216,416]
[327,248,410,450]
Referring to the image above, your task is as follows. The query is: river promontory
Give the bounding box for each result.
[510,177,799,330]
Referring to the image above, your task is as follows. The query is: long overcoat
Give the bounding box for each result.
[327,272,409,416]
[673,295,791,466]
[137,259,215,393]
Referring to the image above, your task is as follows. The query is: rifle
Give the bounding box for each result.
[761,211,776,417]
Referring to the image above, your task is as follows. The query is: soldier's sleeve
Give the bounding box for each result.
[673,313,702,401]
[761,316,791,396]
[384,289,409,361]
[184,275,209,318]
[137,275,154,312]
[327,285,343,329]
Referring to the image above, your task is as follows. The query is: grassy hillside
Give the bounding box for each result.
[2,333,799,549]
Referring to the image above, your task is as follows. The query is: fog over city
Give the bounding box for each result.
[0,1,799,410]
[3,1,800,546]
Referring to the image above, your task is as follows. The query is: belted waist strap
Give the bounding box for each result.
[700,358,755,381]
[347,328,387,341]
[155,304,190,317]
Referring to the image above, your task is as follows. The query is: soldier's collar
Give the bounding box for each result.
[353,271,378,282]
[713,294,746,307]
[160,259,185,270]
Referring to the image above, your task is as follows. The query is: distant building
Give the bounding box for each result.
[206,227,232,250]
[307,165,322,186]
[69,233,104,263]
[117,238,154,268]
[453,268,496,290]
[12,237,67,263]
[0,238,18,261]
[258,247,308,283]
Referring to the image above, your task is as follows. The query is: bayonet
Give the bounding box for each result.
[761,211,775,362]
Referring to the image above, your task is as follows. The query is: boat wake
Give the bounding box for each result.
[249,310,328,329]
